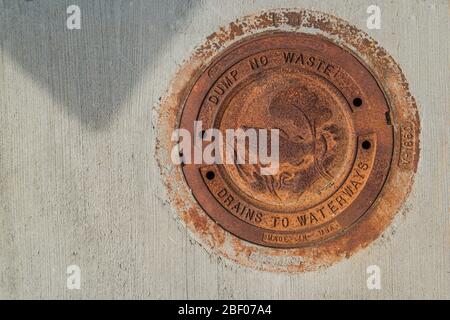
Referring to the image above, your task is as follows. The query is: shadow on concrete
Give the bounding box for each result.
[0,0,197,129]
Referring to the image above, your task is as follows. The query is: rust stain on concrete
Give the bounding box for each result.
[155,9,420,272]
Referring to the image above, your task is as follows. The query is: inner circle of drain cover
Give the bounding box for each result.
[179,32,393,248]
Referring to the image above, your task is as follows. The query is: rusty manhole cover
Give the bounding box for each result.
[156,10,420,271]
[180,32,393,248]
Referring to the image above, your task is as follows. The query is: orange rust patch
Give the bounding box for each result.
[155,9,420,272]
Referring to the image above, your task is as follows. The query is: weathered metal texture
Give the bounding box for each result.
[156,9,420,272]
[180,32,393,249]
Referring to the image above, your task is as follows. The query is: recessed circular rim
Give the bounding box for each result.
[155,9,420,272]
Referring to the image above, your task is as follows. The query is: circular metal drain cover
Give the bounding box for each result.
[180,32,393,248]
[156,10,420,271]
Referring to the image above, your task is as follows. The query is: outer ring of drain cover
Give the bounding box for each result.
[156,10,420,271]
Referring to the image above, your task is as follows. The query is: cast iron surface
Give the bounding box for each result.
[179,32,394,248]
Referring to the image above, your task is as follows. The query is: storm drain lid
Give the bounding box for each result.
[179,32,393,248]
[158,10,420,271]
